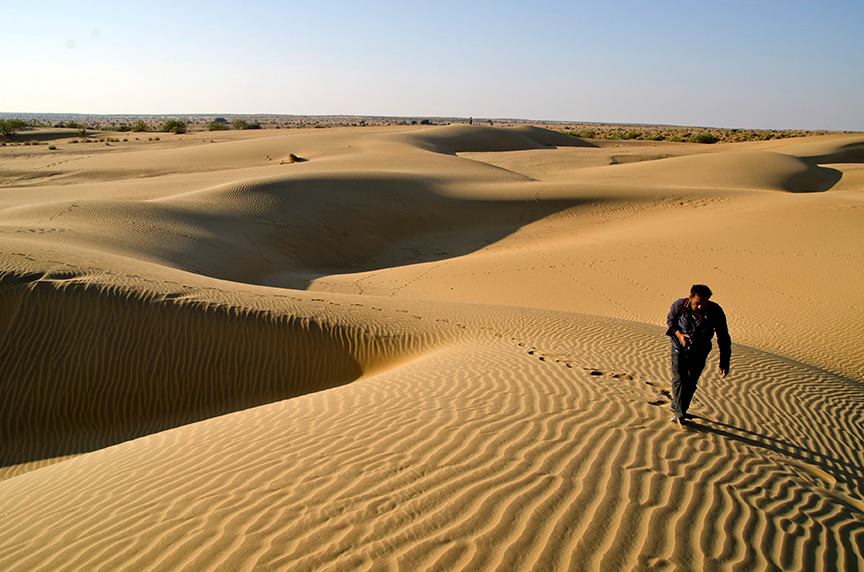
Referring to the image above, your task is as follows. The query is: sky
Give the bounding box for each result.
[2,1,863,130]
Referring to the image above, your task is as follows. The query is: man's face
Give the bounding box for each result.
[690,294,707,311]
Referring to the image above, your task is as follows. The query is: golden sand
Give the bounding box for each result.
[1,125,862,570]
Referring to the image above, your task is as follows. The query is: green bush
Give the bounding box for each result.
[692,132,719,144]
[232,119,248,130]
[0,118,29,136]
[207,121,229,131]
[132,120,148,132]
[162,119,187,134]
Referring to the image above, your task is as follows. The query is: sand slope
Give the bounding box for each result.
[1,125,862,570]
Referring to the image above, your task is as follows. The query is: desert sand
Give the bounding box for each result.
[0,124,862,570]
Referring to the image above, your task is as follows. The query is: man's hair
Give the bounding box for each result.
[690,284,713,299]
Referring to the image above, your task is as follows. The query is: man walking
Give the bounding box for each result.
[666,284,731,426]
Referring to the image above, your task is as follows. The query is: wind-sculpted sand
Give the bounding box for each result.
[1,125,862,570]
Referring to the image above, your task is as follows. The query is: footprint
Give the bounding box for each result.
[610,373,635,381]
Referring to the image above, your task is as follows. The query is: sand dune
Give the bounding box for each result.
[1,125,862,569]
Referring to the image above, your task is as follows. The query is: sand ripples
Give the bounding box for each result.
[1,303,861,570]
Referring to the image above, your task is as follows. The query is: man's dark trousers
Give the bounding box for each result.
[671,348,708,419]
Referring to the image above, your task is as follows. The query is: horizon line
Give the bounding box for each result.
[1,111,858,133]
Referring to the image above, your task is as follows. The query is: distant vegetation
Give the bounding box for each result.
[692,132,720,144]
[0,119,30,136]
[162,120,187,134]
[131,120,148,132]
[232,119,262,130]
[207,121,229,131]
[561,126,831,144]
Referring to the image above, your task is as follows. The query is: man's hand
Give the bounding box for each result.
[675,331,690,347]
[719,365,729,378]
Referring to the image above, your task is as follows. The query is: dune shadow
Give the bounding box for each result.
[792,141,864,192]
[803,141,864,165]
[145,174,604,290]
[786,164,844,192]
[0,279,370,474]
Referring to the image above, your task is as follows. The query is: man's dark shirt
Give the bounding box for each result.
[666,298,731,369]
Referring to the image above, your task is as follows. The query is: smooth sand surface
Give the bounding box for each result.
[1,125,862,570]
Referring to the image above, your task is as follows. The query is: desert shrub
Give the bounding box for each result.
[232,119,248,130]
[246,122,261,129]
[212,117,228,125]
[207,121,229,131]
[420,119,432,125]
[0,118,29,136]
[692,132,719,144]
[131,120,148,132]
[116,124,132,132]
[48,145,57,150]
[162,119,187,134]
[70,140,79,144]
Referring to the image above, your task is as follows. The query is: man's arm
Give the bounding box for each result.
[666,299,684,337]
[714,304,731,370]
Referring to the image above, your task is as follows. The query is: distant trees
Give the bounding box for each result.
[232,119,262,130]
[131,120,148,132]
[558,126,781,143]
[0,118,29,136]
[162,119,187,134]
[692,132,719,144]
[207,121,229,131]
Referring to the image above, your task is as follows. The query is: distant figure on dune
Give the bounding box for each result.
[666,284,731,426]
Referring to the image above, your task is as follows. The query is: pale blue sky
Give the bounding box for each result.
[3,1,862,129]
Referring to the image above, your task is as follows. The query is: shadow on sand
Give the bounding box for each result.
[687,415,864,499]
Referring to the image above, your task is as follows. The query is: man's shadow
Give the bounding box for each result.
[685,415,864,501]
